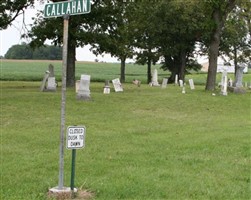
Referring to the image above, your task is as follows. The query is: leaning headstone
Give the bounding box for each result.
[76,74,91,100]
[103,80,110,94]
[221,69,228,96]
[179,80,183,87]
[175,74,178,85]
[47,77,57,91]
[40,71,50,91]
[189,79,195,90]
[161,78,168,88]
[151,69,160,86]
[112,78,123,92]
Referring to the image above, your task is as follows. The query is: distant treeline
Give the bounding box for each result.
[4,43,62,60]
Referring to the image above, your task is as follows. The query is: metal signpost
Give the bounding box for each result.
[43,0,90,194]
[67,126,85,194]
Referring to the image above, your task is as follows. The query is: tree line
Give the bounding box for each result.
[1,0,250,90]
[4,43,62,60]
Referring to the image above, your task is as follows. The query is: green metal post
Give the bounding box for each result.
[70,149,76,194]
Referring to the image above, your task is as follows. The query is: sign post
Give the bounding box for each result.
[66,126,86,195]
[44,0,91,194]
[58,13,69,190]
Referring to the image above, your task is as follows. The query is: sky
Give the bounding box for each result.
[0,1,208,64]
[0,1,121,63]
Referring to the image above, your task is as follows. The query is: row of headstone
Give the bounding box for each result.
[40,64,57,92]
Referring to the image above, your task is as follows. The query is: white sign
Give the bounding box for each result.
[66,126,85,149]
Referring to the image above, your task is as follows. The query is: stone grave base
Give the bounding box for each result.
[228,87,246,94]
[48,187,77,199]
[76,94,92,101]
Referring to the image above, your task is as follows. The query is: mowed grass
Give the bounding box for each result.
[1,79,251,199]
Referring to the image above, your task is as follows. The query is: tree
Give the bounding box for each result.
[89,0,136,83]
[4,43,62,60]
[204,0,237,91]
[0,0,34,30]
[132,1,160,83]
[5,43,33,59]
[152,0,203,83]
[220,2,251,74]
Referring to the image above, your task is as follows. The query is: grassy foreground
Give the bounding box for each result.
[1,80,250,200]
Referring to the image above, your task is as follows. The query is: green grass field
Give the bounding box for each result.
[1,59,250,84]
[1,59,251,200]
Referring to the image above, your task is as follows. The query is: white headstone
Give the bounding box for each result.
[77,74,91,100]
[175,74,178,85]
[182,87,186,94]
[179,80,183,87]
[112,78,123,92]
[151,69,160,86]
[221,70,228,96]
[103,80,110,94]
[47,77,56,91]
[161,78,168,88]
[188,79,195,90]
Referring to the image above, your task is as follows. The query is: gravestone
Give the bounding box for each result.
[234,64,245,87]
[179,80,183,87]
[175,74,178,85]
[112,78,123,92]
[76,74,91,100]
[161,78,168,88]
[103,80,110,94]
[182,86,186,94]
[132,79,141,87]
[228,64,246,94]
[188,79,195,90]
[151,69,160,86]
[48,64,55,77]
[40,64,57,92]
[220,69,228,96]
[47,77,57,91]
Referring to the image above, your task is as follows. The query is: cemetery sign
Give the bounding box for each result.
[67,126,85,149]
[44,0,91,18]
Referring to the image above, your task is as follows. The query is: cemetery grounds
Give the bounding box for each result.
[1,59,251,200]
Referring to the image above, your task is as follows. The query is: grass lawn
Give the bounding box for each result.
[1,78,250,199]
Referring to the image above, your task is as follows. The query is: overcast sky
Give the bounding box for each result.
[0,1,208,64]
[0,1,121,62]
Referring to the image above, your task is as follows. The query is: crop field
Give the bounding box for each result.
[1,59,251,200]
